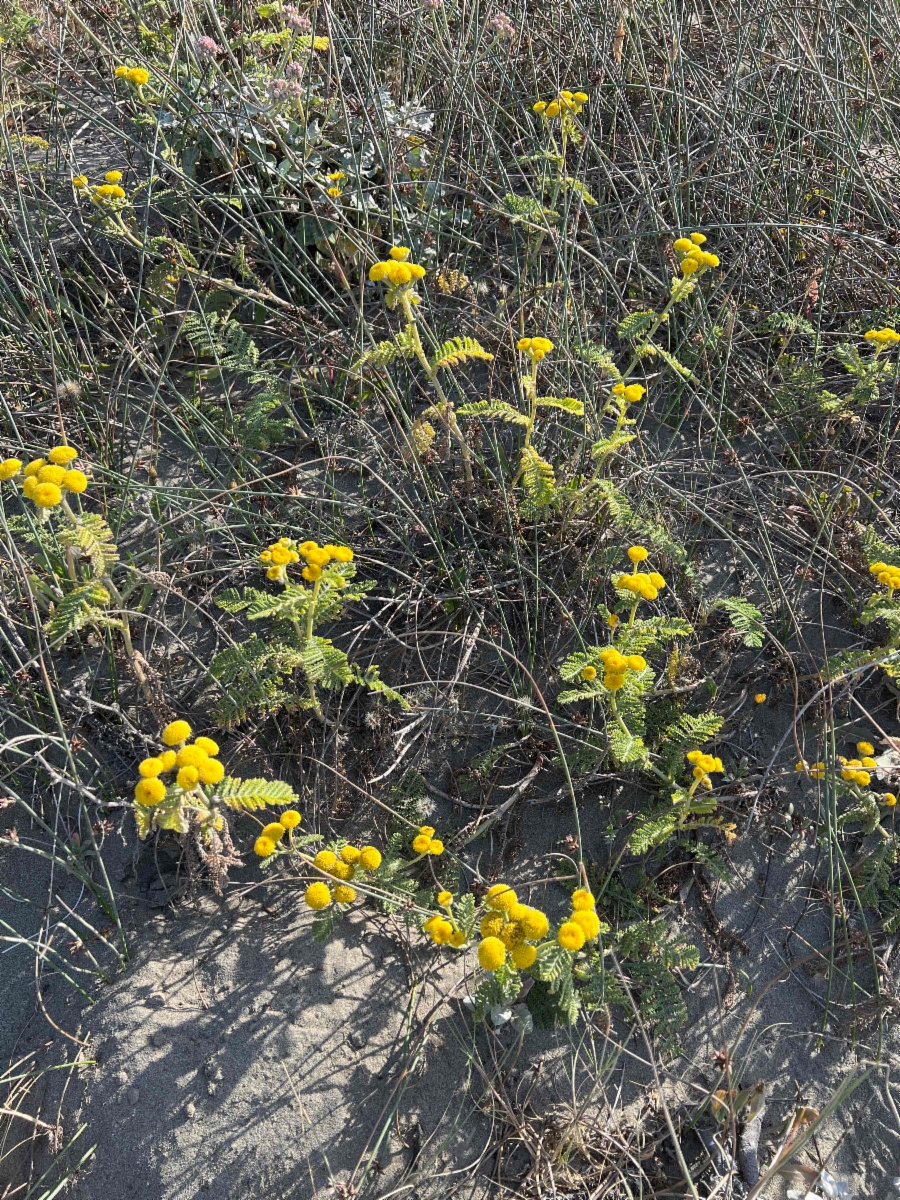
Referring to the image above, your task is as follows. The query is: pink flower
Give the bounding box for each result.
[194,35,221,59]
[282,6,312,31]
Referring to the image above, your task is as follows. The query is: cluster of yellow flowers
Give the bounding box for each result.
[259,537,353,584]
[368,246,427,296]
[304,842,383,909]
[795,759,827,780]
[532,89,588,118]
[582,648,647,692]
[134,721,225,807]
[673,233,720,276]
[253,810,302,857]
[611,382,646,403]
[0,446,88,510]
[615,545,667,601]
[423,892,468,948]
[325,169,345,198]
[114,65,150,86]
[557,889,601,950]
[477,884,552,971]
[838,740,878,786]
[73,170,127,203]
[411,825,444,855]
[864,328,900,346]
[686,749,724,789]
[869,560,900,593]
[516,336,554,362]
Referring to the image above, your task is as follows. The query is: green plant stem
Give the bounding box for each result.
[398,294,474,485]
[298,576,325,722]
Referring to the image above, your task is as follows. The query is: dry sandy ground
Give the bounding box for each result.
[3,792,900,1200]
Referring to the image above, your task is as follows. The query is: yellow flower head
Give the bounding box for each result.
[558,921,586,951]
[449,929,467,948]
[754,693,767,704]
[340,844,361,865]
[428,838,444,856]
[480,912,504,938]
[389,246,411,261]
[428,917,454,944]
[301,564,321,582]
[485,883,518,912]
[176,765,199,788]
[477,937,506,971]
[176,744,209,769]
[571,889,595,911]
[511,943,537,969]
[32,482,63,508]
[412,833,431,854]
[139,757,165,777]
[327,186,342,198]
[62,469,88,493]
[104,170,123,184]
[161,719,192,746]
[194,736,219,756]
[681,258,699,276]
[135,777,166,806]
[437,890,453,906]
[280,810,302,829]
[628,545,649,562]
[23,458,45,477]
[314,849,337,871]
[571,908,601,940]
[333,883,356,904]
[532,100,547,113]
[305,881,332,909]
[358,845,382,871]
[689,232,706,245]
[581,665,597,681]
[518,907,549,939]
[37,464,66,485]
[159,750,177,771]
[0,458,22,480]
[623,384,646,403]
[517,335,554,361]
[331,860,355,881]
[607,613,619,628]
[72,175,88,189]
[126,67,149,86]
[114,65,128,77]
[857,741,875,757]
[262,822,286,842]
[93,184,126,200]
[885,793,897,807]
[197,758,224,785]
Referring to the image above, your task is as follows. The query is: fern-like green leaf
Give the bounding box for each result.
[535,395,584,416]
[216,776,299,812]
[44,582,112,643]
[350,326,418,373]
[430,337,494,371]
[457,399,529,425]
[519,445,556,509]
[643,341,696,381]
[708,596,766,647]
[354,665,410,708]
[57,514,119,577]
[617,311,657,340]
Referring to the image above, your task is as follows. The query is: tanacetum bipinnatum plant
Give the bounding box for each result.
[355,245,493,484]
[0,445,154,700]
[133,720,299,890]
[558,544,735,852]
[210,537,407,724]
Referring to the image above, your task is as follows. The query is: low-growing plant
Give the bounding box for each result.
[0,446,154,699]
[211,537,407,724]
[132,719,300,889]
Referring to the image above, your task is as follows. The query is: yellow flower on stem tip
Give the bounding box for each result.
[856,741,875,757]
[104,170,123,183]
[176,766,199,789]
[314,850,337,870]
[340,845,361,864]
[262,822,286,842]
[571,909,601,939]
[477,937,506,971]
[305,882,332,909]
[412,833,431,854]
[333,884,356,904]
[0,458,22,480]
[754,693,767,704]
[62,469,88,493]
[114,65,128,77]
[32,482,63,508]
[485,884,518,912]
[37,464,66,485]
[138,757,164,778]
[884,794,897,807]
[280,810,302,829]
[161,720,192,746]
[558,921,586,951]
[358,846,381,871]
[437,890,453,906]
[511,943,537,969]
[72,175,88,189]
[135,777,166,806]
[197,758,224,785]
[126,67,149,86]
[581,665,597,681]
[571,889,595,910]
